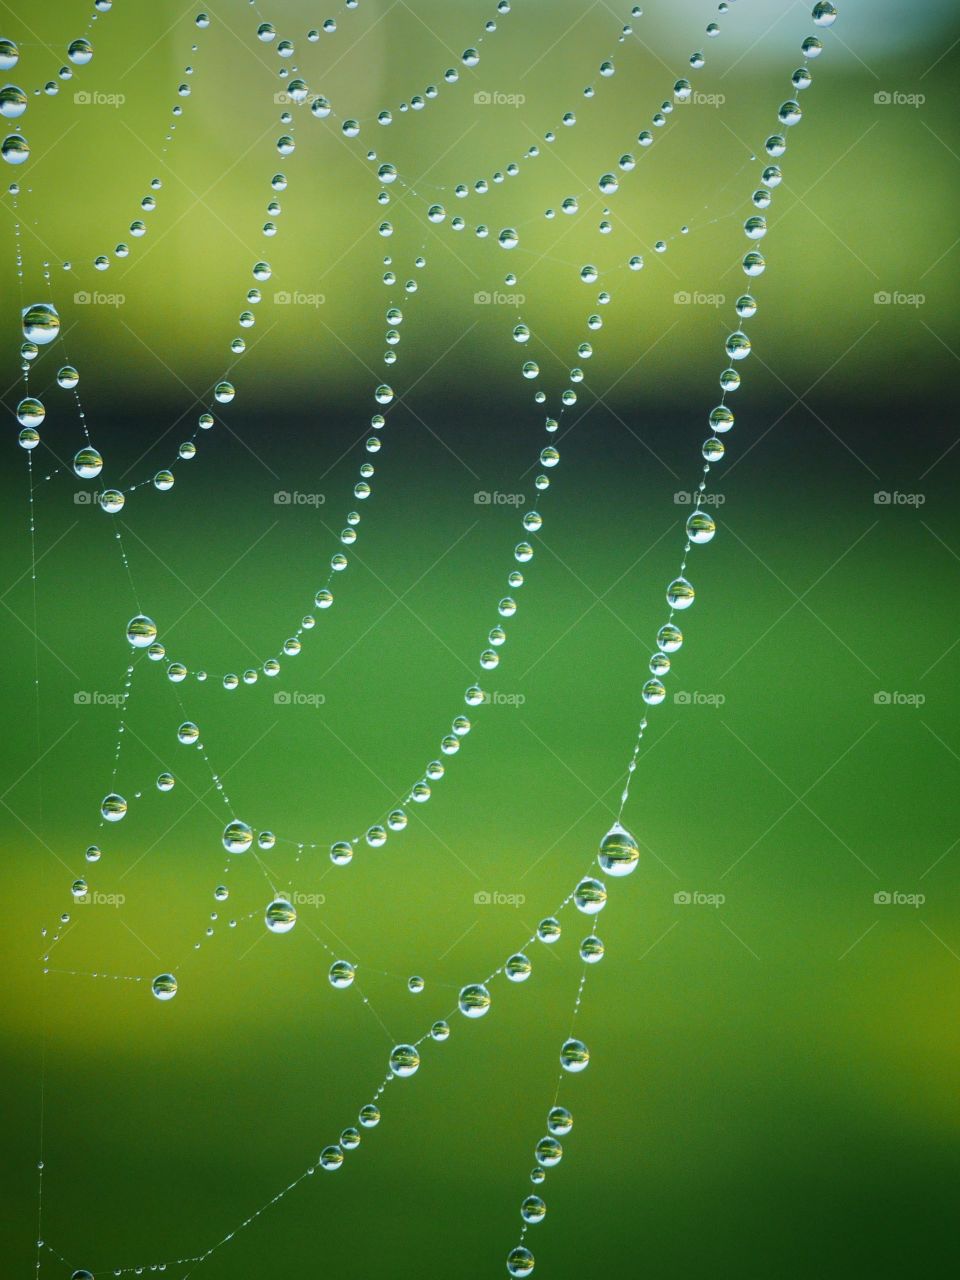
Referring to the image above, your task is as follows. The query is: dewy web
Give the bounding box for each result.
[4,1,842,1276]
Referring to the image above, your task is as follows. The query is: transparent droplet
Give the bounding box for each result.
[521,1195,546,1224]
[580,935,605,963]
[507,1246,535,1278]
[812,2,838,27]
[560,1038,590,1072]
[389,1043,420,1077]
[222,820,253,853]
[67,38,93,66]
[73,446,102,478]
[458,982,492,1018]
[506,953,532,982]
[686,508,716,544]
[151,973,178,1001]
[319,1145,343,1171]
[743,251,766,277]
[21,302,59,344]
[547,1106,573,1135]
[126,614,157,648]
[667,577,696,609]
[598,823,639,877]
[1,134,29,165]
[0,39,19,72]
[329,959,356,989]
[359,1103,380,1127]
[265,898,296,933]
[537,917,561,944]
[574,877,607,914]
[535,1136,562,1167]
[16,397,44,427]
[100,793,127,822]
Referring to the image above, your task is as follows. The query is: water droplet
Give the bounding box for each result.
[535,1136,562,1167]
[16,397,44,427]
[458,982,492,1018]
[506,1246,535,1277]
[580,935,605,963]
[389,1043,420,1077]
[329,959,356,988]
[686,508,716,543]
[222,820,253,853]
[1,133,28,165]
[126,614,157,648]
[521,1195,546,1224]
[574,877,607,914]
[99,489,124,514]
[812,2,838,27]
[560,1038,590,1072]
[73,446,102,478]
[666,577,695,609]
[0,39,19,72]
[265,898,296,933]
[100,793,127,822]
[537,917,561,944]
[359,1103,380,1127]
[151,973,177,1001]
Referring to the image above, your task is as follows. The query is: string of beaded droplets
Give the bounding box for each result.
[14,1,844,1277]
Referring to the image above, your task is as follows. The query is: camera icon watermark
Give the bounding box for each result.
[873,890,925,907]
[873,490,925,506]
[873,691,925,707]
[473,290,526,306]
[474,491,526,506]
[874,90,925,107]
[273,691,326,708]
[74,691,124,707]
[873,290,925,307]
[274,290,325,307]
[274,491,326,506]
[74,291,125,307]
[76,891,126,906]
[473,90,526,107]
[674,90,725,107]
[674,290,725,307]
[674,890,726,907]
[74,90,125,107]
[673,691,726,707]
[674,491,725,506]
[474,889,526,906]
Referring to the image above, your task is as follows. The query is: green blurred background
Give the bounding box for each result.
[2,2,959,1277]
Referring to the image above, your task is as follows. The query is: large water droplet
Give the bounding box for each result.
[151,973,177,1001]
[222,820,253,853]
[598,823,639,877]
[265,898,296,933]
[560,1038,590,1072]
[458,983,492,1018]
[389,1043,420,1077]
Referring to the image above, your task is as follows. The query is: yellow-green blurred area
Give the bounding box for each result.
[1,3,959,1279]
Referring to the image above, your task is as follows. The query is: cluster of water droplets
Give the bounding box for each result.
[9,1,842,1275]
